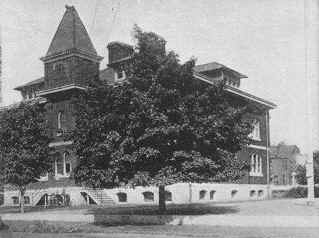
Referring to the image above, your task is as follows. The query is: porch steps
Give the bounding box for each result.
[85,188,115,206]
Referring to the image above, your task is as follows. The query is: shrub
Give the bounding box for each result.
[284,186,319,198]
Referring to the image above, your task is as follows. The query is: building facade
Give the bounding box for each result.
[4,6,276,207]
[270,143,300,185]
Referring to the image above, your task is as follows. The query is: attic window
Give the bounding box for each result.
[53,63,65,73]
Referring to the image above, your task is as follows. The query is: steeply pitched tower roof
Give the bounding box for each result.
[45,5,97,57]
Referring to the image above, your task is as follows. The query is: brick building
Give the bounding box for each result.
[4,6,276,207]
[270,143,300,185]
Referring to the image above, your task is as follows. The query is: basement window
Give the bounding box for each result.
[199,190,207,200]
[258,190,264,197]
[24,196,30,204]
[12,196,19,205]
[231,190,238,199]
[249,190,256,197]
[165,191,172,202]
[210,190,216,200]
[117,192,127,202]
[143,191,154,202]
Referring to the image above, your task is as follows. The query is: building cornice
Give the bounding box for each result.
[193,72,276,109]
[37,84,87,96]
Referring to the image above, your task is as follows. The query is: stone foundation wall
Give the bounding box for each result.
[3,183,270,207]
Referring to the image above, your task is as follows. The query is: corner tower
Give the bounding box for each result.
[39,5,102,97]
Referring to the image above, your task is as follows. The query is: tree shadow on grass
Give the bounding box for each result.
[88,203,239,226]
[88,203,239,216]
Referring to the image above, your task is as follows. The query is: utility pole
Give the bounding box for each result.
[304,0,319,205]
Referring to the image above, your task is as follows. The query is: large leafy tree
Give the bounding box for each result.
[295,151,319,185]
[0,101,53,213]
[71,26,254,212]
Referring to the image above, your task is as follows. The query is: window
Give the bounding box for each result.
[64,152,72,175]
[249,120,260,140]
[12,196,19,205]
[231,190,238,199]
[53,63,65,73]
[56,154,64,175]
[57,111,63,130]
[258,190,264,197]
[165,191,172,202]
[57,111,65,136]
[250,154,263,176]
[117,192,127,202]
[210,190,216,200]
[143,191,154,202]
[199,190,207,200]
[54,152,72,178]
[24,196,30,204]
[249,190,256,197]
[115,69,126,81]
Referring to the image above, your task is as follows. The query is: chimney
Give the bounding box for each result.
[107,41,134,66]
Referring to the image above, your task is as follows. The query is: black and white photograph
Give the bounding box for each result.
[0,0,318,237]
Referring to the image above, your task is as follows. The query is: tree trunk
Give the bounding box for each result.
[19,188,25,213]
[158,184,166,214]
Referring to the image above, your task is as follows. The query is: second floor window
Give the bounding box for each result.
[249,120,260,141]
[54,152,72,178]
[57,111,65,134]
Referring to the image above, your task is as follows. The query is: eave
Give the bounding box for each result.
[193,72,276,109]
[37,84,87,97]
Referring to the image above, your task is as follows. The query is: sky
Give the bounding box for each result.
[1,0,318,153]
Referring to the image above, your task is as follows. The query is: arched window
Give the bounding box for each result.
[249,120,260,140]
[258,190,264,197]
[142,191,154,202]
[249,190,256,197]
[57,111,63,130]
[199,190,207,200]
[210,190,216,200]
[231,190,238,199]
[250,154,262,176]
[64,152,71,175]
[117,192,127,202]
[165,191,172,202]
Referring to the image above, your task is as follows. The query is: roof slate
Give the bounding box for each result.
[46,5,97,57]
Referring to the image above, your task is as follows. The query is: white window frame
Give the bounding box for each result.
[249,120,261,141]
[57,111,64,136]
[54,152,71,179]
[57,112,62,130]
[38,173,49,181]
[249,153,263,176]
[115,70,126,82]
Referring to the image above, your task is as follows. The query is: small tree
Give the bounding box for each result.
[71,26,253,212]
[0,101,53,213]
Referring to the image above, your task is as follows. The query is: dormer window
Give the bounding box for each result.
[224,75,240,88]
[115,69,126,82]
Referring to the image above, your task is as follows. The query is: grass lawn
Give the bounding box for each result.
[9,226,319,238]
